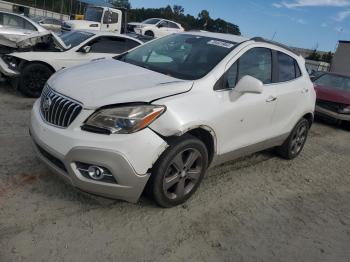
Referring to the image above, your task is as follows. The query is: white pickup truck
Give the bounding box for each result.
[62,6,122,33]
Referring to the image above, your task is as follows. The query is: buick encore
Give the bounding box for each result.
[30,32,316,207]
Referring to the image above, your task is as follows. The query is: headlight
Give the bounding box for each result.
[2,55,20,70]
[339,105,350,114]
[84,105,166,134]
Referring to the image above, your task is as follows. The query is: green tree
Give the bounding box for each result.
[173,5,184,16]
[110,0,131,9]
[307,50,321,61]
[321,52,333,63]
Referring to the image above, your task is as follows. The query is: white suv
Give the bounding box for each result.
[130,18,184,38]
[30,32,316,207]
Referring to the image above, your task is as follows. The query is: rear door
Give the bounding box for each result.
[167,21,181,34]
[270,51,307,136]
[156,20,170,37]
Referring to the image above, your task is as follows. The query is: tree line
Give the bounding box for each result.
[5,0,241,35]
[307,50,333,63]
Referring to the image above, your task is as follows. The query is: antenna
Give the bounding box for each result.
[271,31,277,41]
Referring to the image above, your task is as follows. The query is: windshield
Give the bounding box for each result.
[85,7,103,22]
[117,34,237,80]
[315,74,350,91]
[142,18,161,25]
[60,31,94,49]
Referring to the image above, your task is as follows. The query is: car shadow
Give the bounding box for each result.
[314,116,350,131]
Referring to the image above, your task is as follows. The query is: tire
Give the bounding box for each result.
[144,30,154,37]
[149,135,209,208]
[276,118,310,160]
[18,63,54,98]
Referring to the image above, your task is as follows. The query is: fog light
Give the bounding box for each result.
[87,166,105,180]
[76,162,117,184]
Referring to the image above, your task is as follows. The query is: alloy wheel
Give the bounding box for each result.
[290,122,308,155]
[162,148,203,200]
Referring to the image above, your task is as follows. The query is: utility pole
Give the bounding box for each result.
[60,0,64,17]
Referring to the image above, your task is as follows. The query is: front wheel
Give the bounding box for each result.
[149,135,208,208]
[18,63,54,98]
[144,30,154,37]
[276,118,310,159]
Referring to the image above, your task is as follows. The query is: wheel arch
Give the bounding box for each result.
[20,60,56,73]
[161,126,217,166]
[302,112,314,127]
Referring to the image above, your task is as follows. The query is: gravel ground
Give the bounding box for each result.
[0,83,350,262]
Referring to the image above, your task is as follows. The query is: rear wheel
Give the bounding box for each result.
[18,63,54,98]
[149,135,208,208]
[276,118,310,159]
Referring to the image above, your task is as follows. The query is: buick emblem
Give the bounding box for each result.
[42,96,52,111]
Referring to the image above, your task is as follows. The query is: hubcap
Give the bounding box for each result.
[290,123,307,155]
[163,148,203,200]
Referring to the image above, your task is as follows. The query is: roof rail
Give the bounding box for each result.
[251,37,299,56]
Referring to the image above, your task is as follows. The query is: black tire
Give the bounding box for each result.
[18,63,54,98]
[149,135,208,208]
[144,30,154,37]
[276,118,310,160]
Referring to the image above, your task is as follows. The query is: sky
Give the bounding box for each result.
[130,0,350,51]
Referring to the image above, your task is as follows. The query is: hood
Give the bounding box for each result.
[65,20,101,29]
[315,84,350,104]
[48,59,193,108]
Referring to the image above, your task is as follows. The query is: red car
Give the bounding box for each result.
[313,72,350,123]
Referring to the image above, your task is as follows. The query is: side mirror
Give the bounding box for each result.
[81,46,91,53]
[157,23,164,28]
[234,75,263,94]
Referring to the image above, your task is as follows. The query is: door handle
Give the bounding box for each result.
[266,96,277,103]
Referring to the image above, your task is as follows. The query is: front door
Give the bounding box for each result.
[213,47,278,155]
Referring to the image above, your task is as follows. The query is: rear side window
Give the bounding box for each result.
[89,36,134,54]
[24,20,36,31]
[277,51,302,82]
[126,39,140,50]
[1,13,24,28]
[168,22,179,29]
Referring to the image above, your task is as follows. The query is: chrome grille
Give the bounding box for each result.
[40,85,82,128]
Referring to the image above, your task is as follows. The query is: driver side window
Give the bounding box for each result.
[224,47,272,89]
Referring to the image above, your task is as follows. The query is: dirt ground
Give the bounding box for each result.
[0,83,350,262]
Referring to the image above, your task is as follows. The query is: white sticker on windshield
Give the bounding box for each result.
[207,40,234,48]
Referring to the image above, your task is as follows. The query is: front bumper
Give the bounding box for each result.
[30,100,168,203]
[315,105,350,122]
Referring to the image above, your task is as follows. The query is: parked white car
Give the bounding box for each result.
[129,18,184,38]
[0,30,144,97]
[0,11,48,45]
[30,32,316,207]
